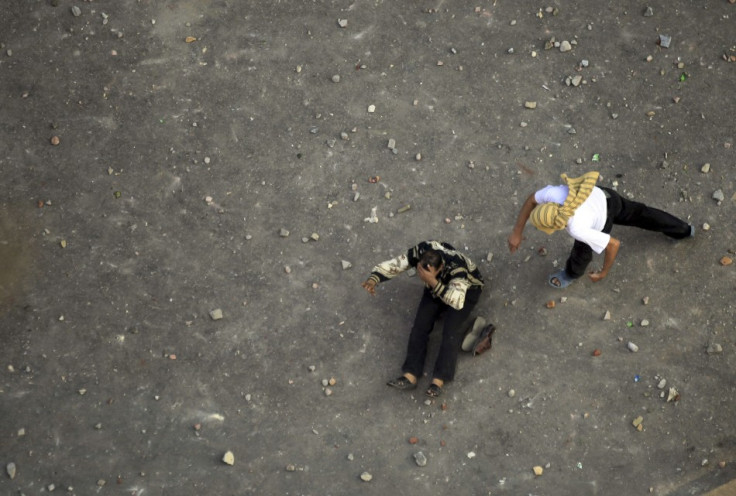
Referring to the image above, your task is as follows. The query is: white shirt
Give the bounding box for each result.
[535,185,610,253]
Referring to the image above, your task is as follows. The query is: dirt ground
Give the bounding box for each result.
[1,1,735,495]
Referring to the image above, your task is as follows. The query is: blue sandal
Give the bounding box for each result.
[548,269,574,289]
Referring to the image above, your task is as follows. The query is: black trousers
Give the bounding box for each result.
[565,187,691,278]
[402,286,482,382]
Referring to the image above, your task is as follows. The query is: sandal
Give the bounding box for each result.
[472,324,496,356]
[461,316,487,352]
[386,376,417,390]
[548,269,574,289]
[425,383,442,398]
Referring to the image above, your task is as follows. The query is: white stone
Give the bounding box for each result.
[222,451,235,465]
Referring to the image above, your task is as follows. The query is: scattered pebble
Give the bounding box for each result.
[50,136,60,146]
[640,319,649,327]
[592,349,601,357]
[627,342,639,353]
[720,256,733,266]
[209,308,223,320]
[279,228,290,237]
[524,101,537,109]
[508,389,516,398]
[559,40,572,52]
[667,387,679,402]
[71,5,81,16]
[701,163,710,173]
[712,189,725,203]
[360,472,372,482]
[706,343,723,354]
[331,75,340,83]
[6,462,16,480]
[533,466,544,476]
[467,451,476,459]
[657,379,667,389]
[642,296,650,305]
[341,260,352,270]
[409,436,418,444]
[337,19,348,28]
[603,310,612,321]
[632,416,644,431]
[414,451,428,467]
[222,451,235,465]
[367,104,375,113]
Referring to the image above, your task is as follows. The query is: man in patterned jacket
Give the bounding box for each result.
[361,241,490,398]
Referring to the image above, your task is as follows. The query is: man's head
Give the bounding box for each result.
[419,249,443,270]
[530,202,563,235]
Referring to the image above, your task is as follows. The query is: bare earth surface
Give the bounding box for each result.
[1,1,735,495]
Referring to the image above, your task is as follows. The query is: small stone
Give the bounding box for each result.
[520,121,528,127]
[279,228,290,237]
[209,308,223,320]
[71,5,81,16]
[658,34,671,48]
[700,222,709,231]
[50,136,60,146]
[222,451,235,465]
[337,19,348,28]
[581,59,589,67]
[533,466,544,476]
[713,189,725,202]
[644,6,654,16]
[701,163,710,173]
[568,127,577,134]
[571,75,583,87]
[360,472,372,482]
[657,379,667,389]
[324,388,332,396]
[719,461,727,468]
[310,233,319,241]
[284,265,292,274]
[486,252,493,263]
[204,156,211,164]
[632,416,644,428]
[387,138,396,149]
[592,349,601,357]
[414,451,428,467]
[444,218,452,224]
[48,483,56,491]
[707,343,723,354]
[666,387,679,402]
[524,101,537,109]
[347,453,354,461]
[467,451,476,459]
[640,319,649,327]
[340,131,349,140]
[331,75,340,83]
[78,388,87,395]
[603,310,612,321]
[341,260,352,270]
[409,436,418,444]
[97,479,106,487]
[94,422,102,430]
[285,464,296,472]
[559,40,572,52]
[720,256,733,266]
[6,462,16,480]
[627,342,639,352]
[546,300,555,309]
[415,153,422,161]
[642,296,650,305]
[17,428,25,436]
[507,47,514,54]
[508,389,516,398]
[367,104,375,113]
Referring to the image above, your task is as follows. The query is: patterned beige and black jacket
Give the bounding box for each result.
[366,241,484,310]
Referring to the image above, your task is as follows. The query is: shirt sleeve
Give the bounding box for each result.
[431,277,470,310]
[534,185,569,205]
[367,253,411,284]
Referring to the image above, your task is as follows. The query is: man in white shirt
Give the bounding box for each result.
[507,171,693,288]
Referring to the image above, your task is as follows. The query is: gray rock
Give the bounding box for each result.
[627,341,639,352]
[560,40,572,52]
[71,5,81,16]
[279,228,290,237]
[571,75,583,87]
[707,343,723,354]
[581,59,589,67]
[658,34,671,48]
[414,451,428,467]
[644,6,654,16]
[341,260,352,270]
[331,75,340,83]
[713,189,725,202]
[209,308,223,320]
[657,379,667,389]
[387,138,396,149]
[6,462,16,480]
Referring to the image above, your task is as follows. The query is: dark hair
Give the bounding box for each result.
[419,249,443,269]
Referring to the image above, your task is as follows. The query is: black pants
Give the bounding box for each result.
[402,286,482,382]
[566,187,691,278]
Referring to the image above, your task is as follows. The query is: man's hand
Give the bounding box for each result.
[416,263,441,287]
[508,231,523,253]
[588,271,607,283]
[361,279,377,295]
